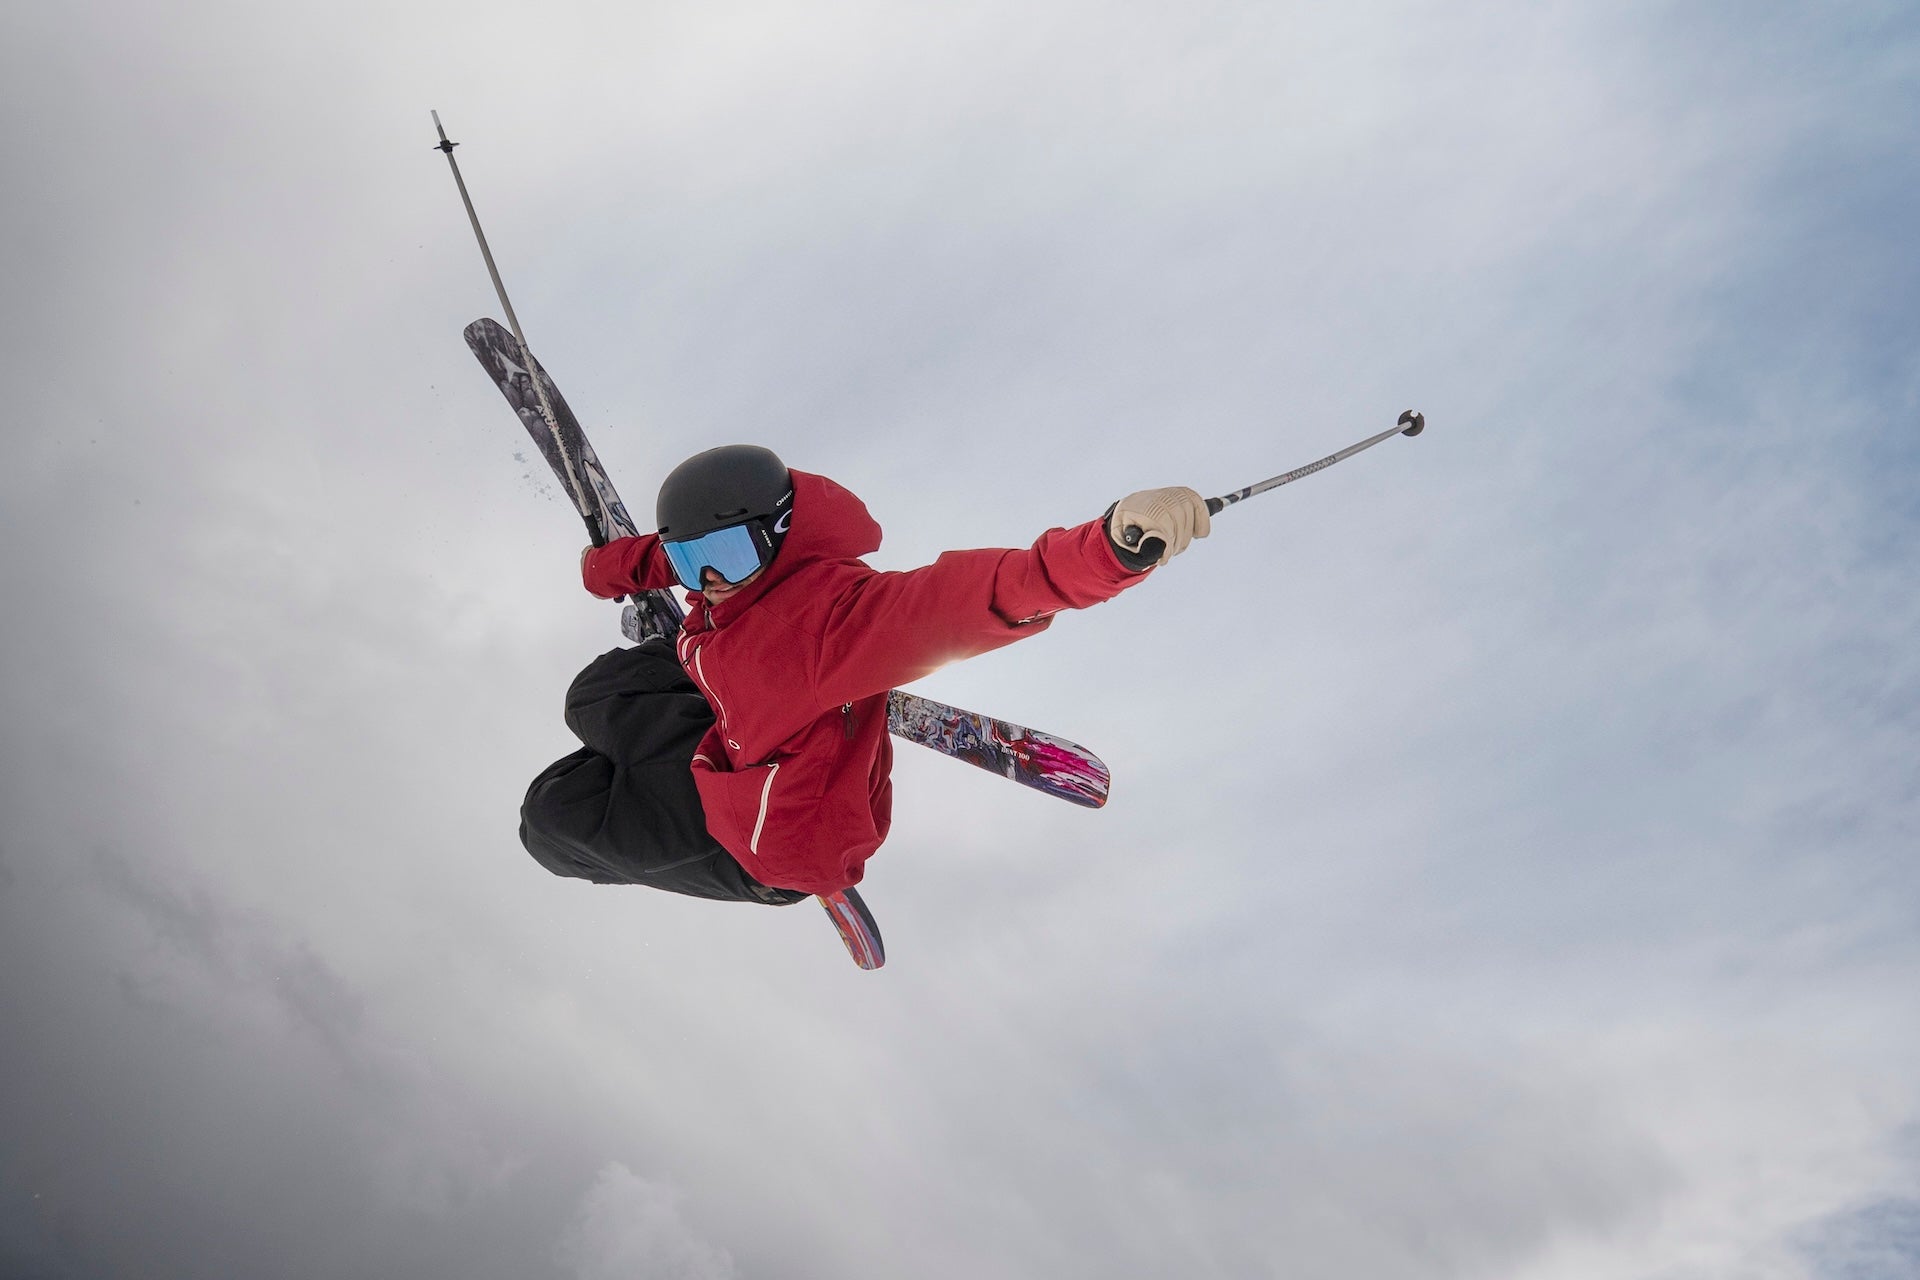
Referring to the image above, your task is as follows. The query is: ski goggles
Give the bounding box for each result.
[661,522,768,591]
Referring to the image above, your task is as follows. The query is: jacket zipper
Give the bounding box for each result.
[682,629,776,851]
[688,643,741,750]
[842,702,855,740]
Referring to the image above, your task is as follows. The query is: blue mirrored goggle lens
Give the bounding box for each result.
[662,523,764,590]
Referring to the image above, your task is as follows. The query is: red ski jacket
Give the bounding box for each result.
[581,470,1148,895]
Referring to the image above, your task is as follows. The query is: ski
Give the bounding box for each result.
[466,316,1112,810]
[884,691,1109,809]
[463,317,685,643]
[818,888,885,970]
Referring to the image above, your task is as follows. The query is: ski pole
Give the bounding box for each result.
[430,111,610,546]
[1120,410,1426,556]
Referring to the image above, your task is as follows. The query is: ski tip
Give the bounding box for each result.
[1038,753,1110,809]
[819,889,886,970]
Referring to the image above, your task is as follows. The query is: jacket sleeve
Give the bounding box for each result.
[807,516,1146,708]
[582,535,680,598]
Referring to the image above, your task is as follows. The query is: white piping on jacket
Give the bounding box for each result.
[689,644,731,734]
[750,762,780,856]
[682,630,768,850]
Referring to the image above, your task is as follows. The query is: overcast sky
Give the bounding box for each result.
[2,2,1917,1277]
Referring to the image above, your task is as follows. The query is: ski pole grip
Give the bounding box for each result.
[1120,497,1225,555]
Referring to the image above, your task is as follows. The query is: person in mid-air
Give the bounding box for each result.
[520,444,1208,901]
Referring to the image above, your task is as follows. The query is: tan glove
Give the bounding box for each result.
[1108,486,1211,568]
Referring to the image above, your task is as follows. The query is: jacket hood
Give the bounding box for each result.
[697,470,881,622]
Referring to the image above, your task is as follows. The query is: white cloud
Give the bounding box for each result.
[557,1165,737,1280]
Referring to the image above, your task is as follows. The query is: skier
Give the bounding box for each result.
[529,444,1208,899]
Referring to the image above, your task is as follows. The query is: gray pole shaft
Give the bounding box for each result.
[430,111,601,538]
[1212,418,1414,512]
[432,112,527,340]
[1119,411,1423,552]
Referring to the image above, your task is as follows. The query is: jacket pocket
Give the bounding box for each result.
[692,730,876,892]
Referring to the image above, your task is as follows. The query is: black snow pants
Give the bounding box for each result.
[519,639,808,906]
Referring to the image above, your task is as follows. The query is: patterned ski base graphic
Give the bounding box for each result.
[886,691,1110,809]
[465,318,685,644]
[818,888,885,969]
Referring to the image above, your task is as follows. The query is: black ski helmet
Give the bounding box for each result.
[656,443,794,563]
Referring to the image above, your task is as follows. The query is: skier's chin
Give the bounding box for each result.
[702,567,763,605]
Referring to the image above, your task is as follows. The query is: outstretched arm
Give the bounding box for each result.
[806,511,1166,709]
